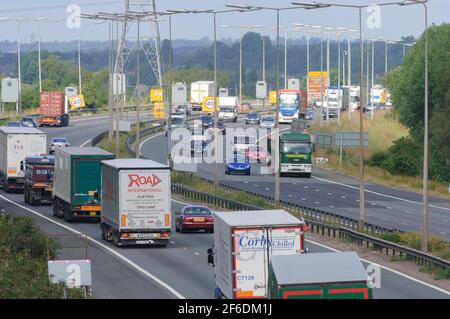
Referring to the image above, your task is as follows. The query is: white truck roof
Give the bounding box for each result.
[271,252,368,286]
[102,158,168,170]
[0,127,44,134]
[213,210,303,227]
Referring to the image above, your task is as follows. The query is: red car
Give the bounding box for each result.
[245,144,271,164]
[175,205,214,233]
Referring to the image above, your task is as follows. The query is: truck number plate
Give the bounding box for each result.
[89,212,97,216]
[136,240,150,244]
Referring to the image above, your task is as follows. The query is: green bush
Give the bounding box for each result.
[367,151,390,168]
[384,137,422,177]
[0,214,78,298]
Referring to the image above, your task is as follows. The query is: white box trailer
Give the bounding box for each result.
[100,159,171,247]
[0,127,47,192]
[209,210,306,299]
[190,81,215,111]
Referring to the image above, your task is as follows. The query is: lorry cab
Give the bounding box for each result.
[279,132,313,178]
[23,155,55,205]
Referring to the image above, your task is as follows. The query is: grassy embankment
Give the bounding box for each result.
[0,213,84,298]
[311,110,450,198]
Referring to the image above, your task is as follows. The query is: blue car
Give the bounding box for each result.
[225,154,251,175]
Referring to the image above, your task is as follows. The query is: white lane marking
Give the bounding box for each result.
[194,252,200,256]
[329,205,335,208]
[443,219,449,222]
[440,232,447,235]
[304,186,309,189]
[341,196,347,199]
[314,202,320,205]
[402,223,408,226]
[305,239,450,296]
[312,176,450,212]
[301,198,307,201]
[315,189,320,192]
[170,241,176,244]
[327,193,333,195]
[386,206,392,210]
[265,188,270,191]
[80,139,92,147]
[244,181,248,184]
[0,194,185,299]
[371,202,376,206]
[254,185,259,187]
[288,194,293,197]
[139,131,165,156]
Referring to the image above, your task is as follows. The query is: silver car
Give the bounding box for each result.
[260,116,275,128]
[50,137,70,154]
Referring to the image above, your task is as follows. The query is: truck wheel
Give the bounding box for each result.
[100,223,107,240]
[3,181,10,193]
[112,232,121,246]
[52,199,59,217]
[63,207,73,223]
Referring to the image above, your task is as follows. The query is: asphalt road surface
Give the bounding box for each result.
[1,114,448,299]
[141,118,450,240]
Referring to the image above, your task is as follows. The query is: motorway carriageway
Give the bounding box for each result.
[141,116,450,241]
[0,114,449,299]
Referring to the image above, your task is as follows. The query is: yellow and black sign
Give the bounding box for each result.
[202,96,217,113]
[69,95,86,110]
[150,88,164,103]
[153,101,165,120]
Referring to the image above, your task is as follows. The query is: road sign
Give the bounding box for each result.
[69,95,86,110]
[335,132,369,147]
[269,91,277,105]
[150,88,164,103]
[202,96,216,113]
[1,78,19,103]
[153,101,165,120]
[256,81,267,99]
[114,120,131,132]
[48,259,92,288]
[307,71,329,105]
[113,73,126,95]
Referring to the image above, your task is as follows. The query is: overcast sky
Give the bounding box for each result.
[0,0,448,43]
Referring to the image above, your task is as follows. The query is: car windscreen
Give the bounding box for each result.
[52,138,67,143]
[262,117,274,122]
[247,113,259,118]
[184,207,211,215]
[171,117,184,124]
[282,142,311,154]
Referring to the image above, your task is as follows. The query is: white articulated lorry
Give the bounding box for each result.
[207,209,307,299]
[100,159,171,247]
[190,81,215,111]
[0,127,47,192]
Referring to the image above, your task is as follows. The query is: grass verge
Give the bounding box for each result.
[0,213,85,298]
[312,110,450,198]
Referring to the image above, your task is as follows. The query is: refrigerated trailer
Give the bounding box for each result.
[208,210,306,299]
[268,252,372,299]
[0,127,47,192]
[100,159,171,247]
[52,147,114,222]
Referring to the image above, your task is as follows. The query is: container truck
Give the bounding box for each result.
[190,81,215,111]
[278,89,308,123]
[218,96,238,122]
[268,252,372,299]
[207,209,306,299]
[323,86,343,118]
[0,127,47,192]
[343,86,360,112]
[52,147,114,222]
[38,92,69,127]
[23,155,55,205]
[100,159,171,247]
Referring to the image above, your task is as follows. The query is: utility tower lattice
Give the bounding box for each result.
[114,0,163,105]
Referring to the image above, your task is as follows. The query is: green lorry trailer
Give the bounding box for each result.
[268,252,372,299]
[52,147,114,222]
